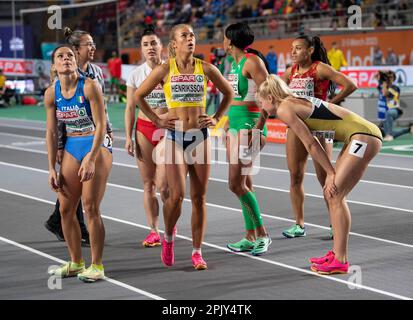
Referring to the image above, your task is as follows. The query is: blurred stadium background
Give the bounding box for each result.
[0,0,412,143]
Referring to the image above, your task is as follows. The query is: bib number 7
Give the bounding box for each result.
[349,140,367,158]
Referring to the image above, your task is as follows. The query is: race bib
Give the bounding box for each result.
[311,130,335,143]
[227,73,240,98]
[239,145,252,160]
[103,134,113,149]
[349,140,367,158]
[57,107,95,134]
[145,83,166,108]
[289,77,314,97]
[170,74,205,103]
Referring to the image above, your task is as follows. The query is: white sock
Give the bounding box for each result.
[165,233,174,243]
[192,248,202,256]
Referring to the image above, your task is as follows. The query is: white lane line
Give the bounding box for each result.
[0,233,164,300]
[0,187,410,301]
[1,125,413,160]
[2,131,413,171]
[1,150,413,214]
[2,130,413,173]
[212,147,413,170]
[207,176,413,215]
[1,161,413,250]
[210,160,413,190]
[0,145,48,155]
[0,132,45,140]
[0,123,46,131]
[1,142,413,190]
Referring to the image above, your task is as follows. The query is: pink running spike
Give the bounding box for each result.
[161,238,174,267]
[192,252,207,270]
[309,250,334,265]
[311,257,349,275]
[142,231,161,247]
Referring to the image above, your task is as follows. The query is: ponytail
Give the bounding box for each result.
[246,47,270,73]
[63,26,90,49]
[296,34,335,95]
[311,36,330,65]
[167,42,176,58]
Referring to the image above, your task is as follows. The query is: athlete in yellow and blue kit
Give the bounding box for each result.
[135,24,234,270]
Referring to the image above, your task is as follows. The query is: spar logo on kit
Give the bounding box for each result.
[77,108,86,117]
[171,74,205,103]
[289,77,315,97]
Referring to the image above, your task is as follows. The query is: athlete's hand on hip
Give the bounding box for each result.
[125,137,134,157]
[156,116,178,130]
[323,173,338,199]
[48,169,60,192]
[78,155,95,182]
[198,114,216,128]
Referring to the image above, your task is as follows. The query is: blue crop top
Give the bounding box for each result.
[55,76,95,135]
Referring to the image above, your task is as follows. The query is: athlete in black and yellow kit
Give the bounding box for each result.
[223,22,272,255]
[257,74,382,275]
[135,24,233,270]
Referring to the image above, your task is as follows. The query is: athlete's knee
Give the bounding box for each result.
[229,180,247,195]
[143,180,156,195]
[324,193,345,208]
[159,187,169,202]
[290,170,305,188]
[59,205,76,218]
[168,192,184,206]
[190,193,206,208]
[83,201,99,218]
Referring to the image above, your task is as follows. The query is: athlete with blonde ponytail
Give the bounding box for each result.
[257,74,382,274]
[135,24,234,270]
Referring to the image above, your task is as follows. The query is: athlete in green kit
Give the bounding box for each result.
[223,22,272,255]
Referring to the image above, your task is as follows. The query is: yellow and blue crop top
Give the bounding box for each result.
[163,58,207,109]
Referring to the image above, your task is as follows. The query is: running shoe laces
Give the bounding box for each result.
[49,260,85,278]
[142,231,161,247]
[282,224,306,238]
[227,238,255,252]
[251,236,272,256]
[77,264,105,283]
[309,250,335,265]
[161,238,174,267]
[311,257,349,275]
[192,252,207,270]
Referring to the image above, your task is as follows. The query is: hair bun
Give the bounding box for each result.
[313,36,321,44]
[145,24,155,32]
[63,27,73,39]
